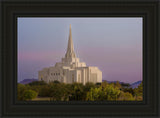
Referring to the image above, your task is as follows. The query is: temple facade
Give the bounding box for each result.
[38,25,102,85]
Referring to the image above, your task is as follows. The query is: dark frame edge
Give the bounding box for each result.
[0,0,2,118]
[1,0,160,118]
[158,0,160,117]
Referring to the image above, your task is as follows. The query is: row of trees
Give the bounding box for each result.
[17,81,143,101]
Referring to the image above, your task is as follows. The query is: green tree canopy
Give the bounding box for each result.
[17,80,143,101]
[23,89,38,100]
[28,81,47,86]
[86,84,121,101]
[17,84,27,100]
[118,91,135,101]
[134,81,143,97]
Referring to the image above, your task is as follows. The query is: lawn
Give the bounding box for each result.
[32,97,51,101]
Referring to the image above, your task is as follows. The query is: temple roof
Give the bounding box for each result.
[65,24,76,58]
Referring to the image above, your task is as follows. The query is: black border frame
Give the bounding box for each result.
[0,0,159,117]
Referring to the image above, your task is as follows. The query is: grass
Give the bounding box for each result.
[32,97,51,101]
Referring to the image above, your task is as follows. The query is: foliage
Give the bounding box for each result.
[17,81,143,101]
[114,81,122,89]
[48,82,71,101]
[134,81,143,101]
[118,91,135,101]
[86,84,121,101]
[38,85,50,97]
[23,90,38,100]
[17,84,27,100]
[52,80,60,84]
[121,83,131,88]
[69,83,85,101]
[17,84,38,101]
[103,84,121,100]
[101,81,109,88]
[28,81,47,86]
[122,88,135,96]
[134,81,143,96]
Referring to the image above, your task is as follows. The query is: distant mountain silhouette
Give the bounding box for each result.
[19,79,142,88]
[102,80,129,84]
[130,80,142,88]
[102,80,142,88]
[19,79,38,84]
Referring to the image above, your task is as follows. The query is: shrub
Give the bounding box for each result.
[23,90,38,100]
[38,85,50,97]
[86,84,121,101]
[17,84,27,100]
[118,91,135,101]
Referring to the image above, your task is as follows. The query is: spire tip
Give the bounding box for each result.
[65,24,76,58]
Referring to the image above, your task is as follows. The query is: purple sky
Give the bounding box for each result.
[18,17,142,83]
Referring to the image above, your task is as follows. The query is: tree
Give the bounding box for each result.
[122,88,135,96]
[17,84,27,100]
[28,80,47,86]
[134,81,143,100]
[49,83,61,100]
[52,80,60,84]
[114,81,122,89]
[121,83,131,88]
[69,83,85,101]
[61,83,71,101]
[86,87,104,101]
[86,84,121,101]
[134,81,143,96]
[18,80,142,101]
[84,82,96,91]
[48,83,69,101]
[101,81,109,89]
[38,85,50,97]
[118,91,135,101]
[103,84,121,100]
[23,90,38,100]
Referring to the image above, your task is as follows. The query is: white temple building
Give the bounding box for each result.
[38,25,102,85]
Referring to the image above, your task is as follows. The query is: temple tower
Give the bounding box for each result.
[65,24,76,58]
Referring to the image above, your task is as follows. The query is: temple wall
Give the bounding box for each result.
[38,25,102,85]
[38,66,102,85]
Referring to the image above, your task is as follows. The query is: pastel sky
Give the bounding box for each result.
[18,17,142,83]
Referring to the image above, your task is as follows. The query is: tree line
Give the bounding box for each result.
[17,80,143,101]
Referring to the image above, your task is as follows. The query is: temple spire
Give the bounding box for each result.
[65,24,76,58]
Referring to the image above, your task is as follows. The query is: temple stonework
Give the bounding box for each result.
[38,25,102,85]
